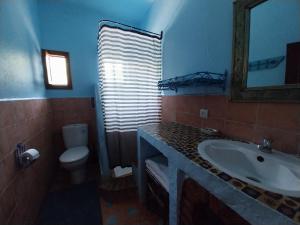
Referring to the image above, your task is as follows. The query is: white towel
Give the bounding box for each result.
[145,155,169,192]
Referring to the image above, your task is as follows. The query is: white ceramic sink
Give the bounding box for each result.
[198,139,300,197]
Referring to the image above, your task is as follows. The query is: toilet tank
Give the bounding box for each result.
[62,124,88,149]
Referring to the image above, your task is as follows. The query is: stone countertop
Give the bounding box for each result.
[138,122,299,225]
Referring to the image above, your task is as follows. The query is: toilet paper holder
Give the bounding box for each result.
[15,143,40,169]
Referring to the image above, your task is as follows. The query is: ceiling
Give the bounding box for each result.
[55,0,156,27]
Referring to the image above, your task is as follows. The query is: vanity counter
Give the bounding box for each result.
[137,122,299,225]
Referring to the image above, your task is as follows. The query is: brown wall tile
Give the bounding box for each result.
[176,112,203,128]
[162,95,300,154]
[223,121,255,141]
[162,108,176,122]
[0,99,56,225]
[257,103,300,132]
[0,102,16,128]
[176,96,203,115]
[0,97,98,225]
[0,182,17,225]
[203,118,225,131]
[297,135,300,155]
[226,102,258,124]
[203,96,227,119]
[2,95,298,224]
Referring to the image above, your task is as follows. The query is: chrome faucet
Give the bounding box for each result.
[257,138,273,153]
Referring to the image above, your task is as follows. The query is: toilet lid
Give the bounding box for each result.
[59,146,89,163]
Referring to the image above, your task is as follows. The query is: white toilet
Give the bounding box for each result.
[59,124,90,184]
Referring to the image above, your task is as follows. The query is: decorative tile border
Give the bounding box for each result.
[142,122,300,224]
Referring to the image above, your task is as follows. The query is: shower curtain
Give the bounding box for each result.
[97,25,162,168]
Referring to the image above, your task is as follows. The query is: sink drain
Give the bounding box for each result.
[246,176,261,183]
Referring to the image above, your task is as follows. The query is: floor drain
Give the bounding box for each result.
[246,176,261,183]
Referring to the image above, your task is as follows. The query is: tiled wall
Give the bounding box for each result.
[0,97,97,225]
[0,99,56,225]
[162,96,300,154]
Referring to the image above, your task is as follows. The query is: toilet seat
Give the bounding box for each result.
[59,146,89,163]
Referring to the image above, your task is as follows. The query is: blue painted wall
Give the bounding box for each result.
[38,0,153,98]
[0,0,153,99]
[0,0,45,99]
[38,1,100,98]
[1,0,232,98]
[145,0,233,95]
[247,0,300,87]
[144,0,186,34]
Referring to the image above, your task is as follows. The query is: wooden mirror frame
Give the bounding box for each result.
[231,0,300,103]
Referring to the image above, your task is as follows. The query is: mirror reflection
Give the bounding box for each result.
[247,0,300,88]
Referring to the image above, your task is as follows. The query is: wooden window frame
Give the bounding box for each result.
[41,49,73,90]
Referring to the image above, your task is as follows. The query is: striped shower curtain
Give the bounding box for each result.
[97,25,162,168]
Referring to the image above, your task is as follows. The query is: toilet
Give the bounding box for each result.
[59,124,90,184]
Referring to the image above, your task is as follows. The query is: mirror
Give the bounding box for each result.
[231,0,300,102]
[247,0,300,88]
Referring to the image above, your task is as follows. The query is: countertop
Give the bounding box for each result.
[137,122,299,225]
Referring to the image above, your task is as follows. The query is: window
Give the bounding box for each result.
[41,49,72,89]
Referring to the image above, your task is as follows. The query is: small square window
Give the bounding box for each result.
[42,49,72,89]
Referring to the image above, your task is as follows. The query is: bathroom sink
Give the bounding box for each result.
[198,139,300,197]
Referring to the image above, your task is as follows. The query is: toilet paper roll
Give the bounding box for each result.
[21,148,40,161]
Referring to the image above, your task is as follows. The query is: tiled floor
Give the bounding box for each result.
[49,163,101,192]
[100,188,162,225]
[48,164,162,225]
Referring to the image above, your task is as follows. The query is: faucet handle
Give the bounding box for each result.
[262,138,272,147]
[257,138,273,153]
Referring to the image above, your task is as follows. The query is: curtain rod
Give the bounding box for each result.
[98,19,163,40]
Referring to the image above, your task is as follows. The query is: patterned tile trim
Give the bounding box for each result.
[141,122,300,224]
